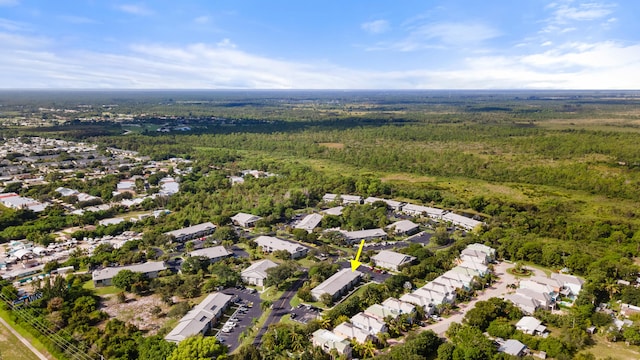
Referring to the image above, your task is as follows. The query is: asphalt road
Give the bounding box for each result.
[253,273,308,346]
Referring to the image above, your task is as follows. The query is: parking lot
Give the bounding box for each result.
[290,303,321,324]
[214,287,262,352]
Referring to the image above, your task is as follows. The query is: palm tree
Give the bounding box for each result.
[320,317,332,329]
[351,339,364,358]
[261,300,273,312]
[290,332,305,352]
[361,340,376,359]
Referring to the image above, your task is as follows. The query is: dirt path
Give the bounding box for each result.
[0,315,49,360]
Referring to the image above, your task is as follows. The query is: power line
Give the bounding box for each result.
[0,292,99,360]
[0,293,93,360]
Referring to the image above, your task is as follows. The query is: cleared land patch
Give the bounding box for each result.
[318,142,344,149]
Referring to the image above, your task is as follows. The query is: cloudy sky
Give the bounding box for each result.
[1,0,639,89]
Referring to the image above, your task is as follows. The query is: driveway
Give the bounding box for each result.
[253,273,307,346]
[230,245,249,259]
[419,261,530,336]
[217,288,262,352]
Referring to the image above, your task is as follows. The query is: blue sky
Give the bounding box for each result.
[0,0,639,89]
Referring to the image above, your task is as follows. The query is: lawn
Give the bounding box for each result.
[0,320,45,360]
[584,334,640,360]
[83,280,121,296]
[0,309,57,360]
[260,287,283,302]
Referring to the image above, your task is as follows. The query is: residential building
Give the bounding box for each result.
[312,329,352,358]
[441,212,483,231]
[364,304,400,321]
[164,292,233,343]
[381,297,416,316]
[323,194,362,205]
[342,228,387,244]
[550,273,584,296]
[99,217,126,226]
[516,316,547,335]
[498,339,528,357]
[401,203,444,219]
[452,265,484,279]
[341,195,363,205]
[465,243,497,261]
[371,250,416,271]
[385,220,420,235]
[241,259,278,288]
[520,277,560,301]
[364,197,404,211]
[351,312,387,335]
[620,303,640,318]
[421,281,457,298]
[398,293,436,315]
[322,206,344,216]
[322,193,338,203]
[254,235,309,259]
[164,222,217,242]
[295,213,323,233]
[0,193,48,212]
[311,268,362,301]
[231,212,262,228]
[457,259,490,276]
[440,270,475,290]
[188,246,231,263]
[333,322,372,344]
[92,261,166,287]
[159,177,180,196]
[460,248,491,265]
[504,287,553,315]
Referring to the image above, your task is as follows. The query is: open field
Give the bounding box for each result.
[584,334,640,360]
[0,320,45,360]
[0,310,56,360]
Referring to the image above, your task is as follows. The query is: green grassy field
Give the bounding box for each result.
[0,320,44,360]
[584,334,640,360]
[0,309,56,360]
[83,280,121,296]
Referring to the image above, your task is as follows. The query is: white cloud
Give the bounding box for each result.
[216,38,236,48]
[59,15,97,24]
[0,0,19,6]
[361,20,389,34]
[116,4,154,16]
[551,1,615,23]
[0,18,31,32]
[194,16,209,24]
[416,22,501,46]
[370,21,500,52]
[0,29,640,90]
[541,1,616,33]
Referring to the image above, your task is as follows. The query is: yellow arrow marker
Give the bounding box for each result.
[350,239,365,272]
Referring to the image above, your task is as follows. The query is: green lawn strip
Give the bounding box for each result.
[260,287,283,302]
[0,318,42,360]
[82,280,121,296]
[289,295,301,308]
[0,308,60,360]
